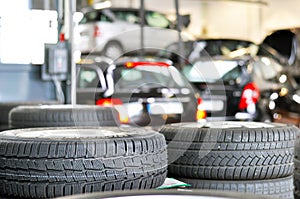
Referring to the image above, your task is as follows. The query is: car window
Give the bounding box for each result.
[113,11,139,24]
[252,58,278,81]
[78,68,101,89]
[252,57,298,90]
[80,11,112,24]
[160,41,194,62]
[113,65,188,91]
[182,60,241,83]
[145,11,170,28]
[188,40,254,60]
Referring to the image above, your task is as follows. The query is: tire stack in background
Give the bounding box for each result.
[0,101,60,131]
[8,104,120,128]
[160,122,298,199]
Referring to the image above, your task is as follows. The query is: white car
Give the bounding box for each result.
[76,7,193,59]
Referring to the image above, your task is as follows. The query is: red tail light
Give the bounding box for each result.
[239,82,260,110]
[59,33,65,42]
[196,98,207,121]
[96,98,129,124]
[96,98,122,106]
[94,26,101,37]
[125,62,170,68]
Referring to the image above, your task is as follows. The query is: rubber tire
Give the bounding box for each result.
[103,41,123,59]
[0,127,168,198]
[294,159,300,199]
[53,189,274,199]
[0,101,60,127]
[177,175,294,199]
[293,132,300,199]
[159,122,298,180]
[9,104,120,128]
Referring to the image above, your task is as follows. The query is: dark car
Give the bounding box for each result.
[182,54,300,125]
[76,56,204,127]
[158,38,300,124]
[261,28,300,84]
[160,38,255,65]
[160,38,289,68]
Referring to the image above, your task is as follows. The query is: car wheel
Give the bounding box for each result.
[177,176,294,199]
[9,104,120,128]
[103,41,123,59]
[0,127,168,198]
[160,122,297,180]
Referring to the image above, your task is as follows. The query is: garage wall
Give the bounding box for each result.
[263,0,300,35]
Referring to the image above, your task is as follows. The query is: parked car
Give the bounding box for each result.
[159,38,300,124]
[159,38,289,68]
[262,28,300,84]
[76,56,204,127]
[159,38,255,64]
[76,7,193,59]
[182,54,300,125]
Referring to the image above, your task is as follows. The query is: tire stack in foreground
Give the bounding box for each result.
[55,189,273,199]
[0,127,168,198]
[160,122,298,199]
[0,104,167,198]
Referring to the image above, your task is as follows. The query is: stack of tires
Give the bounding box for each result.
[160,122,298,199]
[0,105,168,198]
[294,132,300,199]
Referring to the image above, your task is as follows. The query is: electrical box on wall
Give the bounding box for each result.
[48,46,68,74]
[42,43,68,81]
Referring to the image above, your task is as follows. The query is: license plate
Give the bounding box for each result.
[147,102,183,115]
[202,100,224,111]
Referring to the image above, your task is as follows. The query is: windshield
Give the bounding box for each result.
[163,40,256,64]
[188,40,255,62]
[113,65,189,91]
[252,57,298,90]
[182,60,242,83]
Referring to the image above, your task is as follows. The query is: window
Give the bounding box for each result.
[252,58,278,81]
[113,65,188,91]
[113,11,139,24]
[145,11,170,28]
[80,11,111,24]
[183,60,241,83]
[78,68,100,89]
[189,40,254,59]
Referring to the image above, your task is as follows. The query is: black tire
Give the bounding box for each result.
[160,122,298,180]
[293,133,300,199]
[177,176,294,199]
[0,127,168,198]
[0,101,60,128]
[294,159,300,199]
[9,104,120,128]
[55,189,273,199]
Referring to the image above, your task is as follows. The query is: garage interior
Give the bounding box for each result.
[1,0,300,199]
